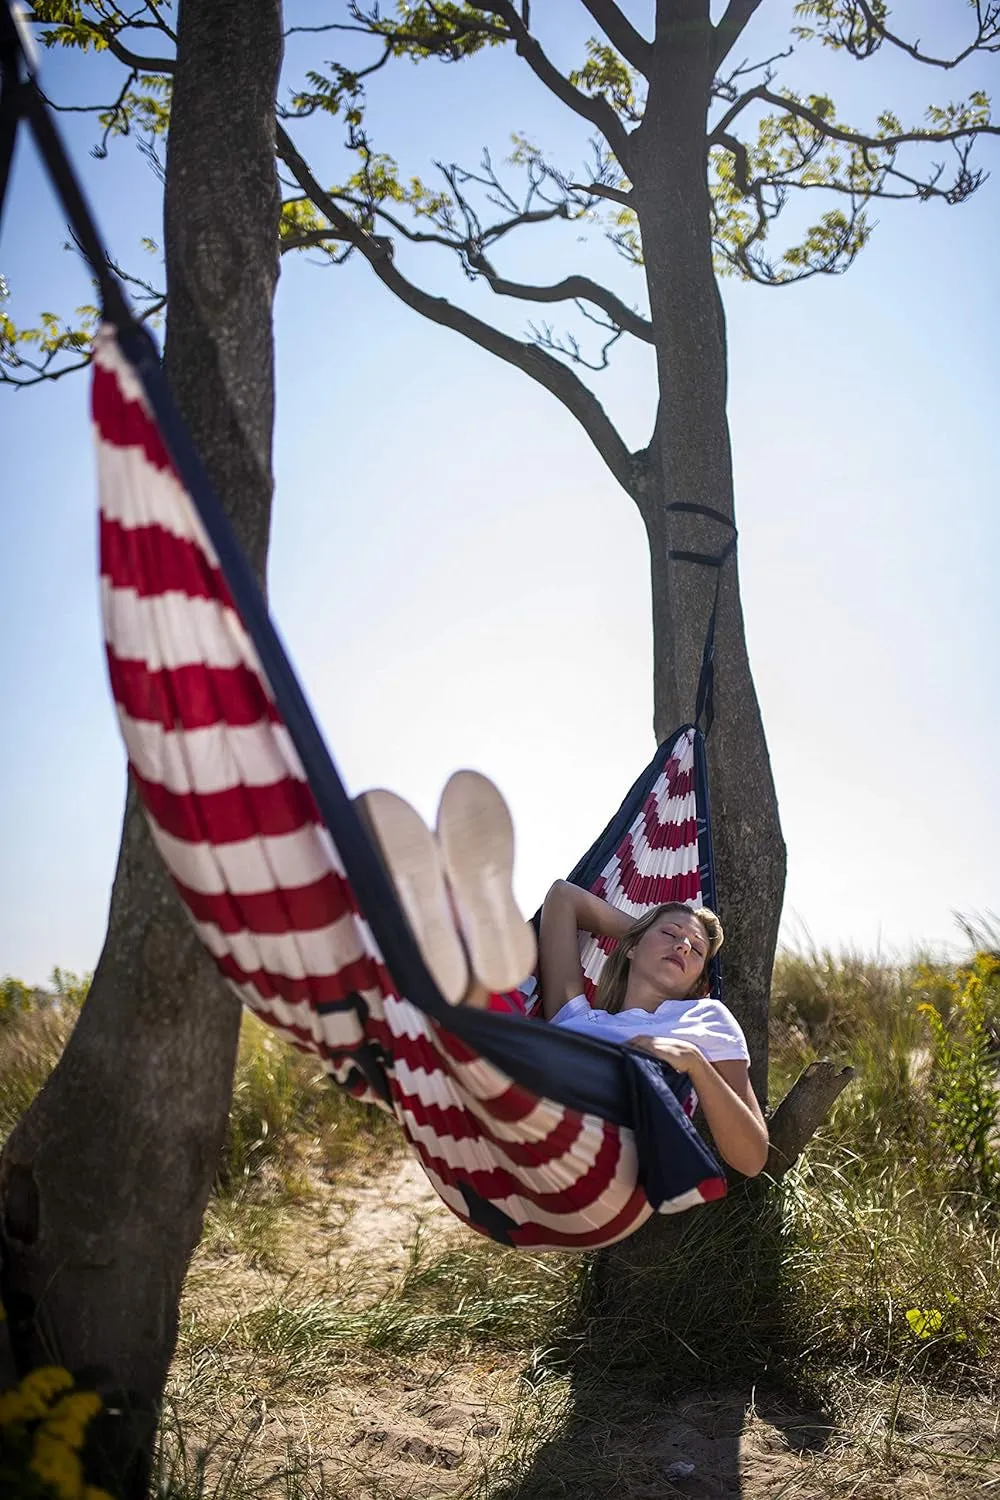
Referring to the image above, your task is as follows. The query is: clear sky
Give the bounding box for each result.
[1,2,997,985]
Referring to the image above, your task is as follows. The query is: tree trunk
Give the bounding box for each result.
[0,2,283,1492]
[629,0,785,1095]
[590,1,788,1311]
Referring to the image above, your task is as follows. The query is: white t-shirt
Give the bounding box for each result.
[551,993,750,1065]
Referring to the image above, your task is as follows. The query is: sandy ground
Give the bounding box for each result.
[169,1153,1000,1500]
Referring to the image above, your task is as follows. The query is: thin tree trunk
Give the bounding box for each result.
[591,2,787,1311]
[630,0,784,1094]
[0,3,283,1493]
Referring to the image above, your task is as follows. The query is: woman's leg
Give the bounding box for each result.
[357,774,536,1006]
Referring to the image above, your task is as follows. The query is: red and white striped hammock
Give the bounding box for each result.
[93,324,728,1251]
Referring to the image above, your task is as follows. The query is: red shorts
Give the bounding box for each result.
[485,989,537,1017]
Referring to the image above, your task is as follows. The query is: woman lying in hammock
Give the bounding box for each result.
[358,771,769,1177]
[536,881,769,1176]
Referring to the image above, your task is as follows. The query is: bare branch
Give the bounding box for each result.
[141,0,175,42]
[713,0,765,68]
[472,256,653,342]
[809,0,1000,70]
[0,351,92,388]
[333,188,567,255]
[465,1,632,161]
[275,125,639,497]
[712,46,793,104]
[578,0,652,72]
[37,66,136,118]
[528,301,627,370]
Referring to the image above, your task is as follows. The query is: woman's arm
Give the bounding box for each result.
[539,880,634,1020]
[628,1037,769,1177]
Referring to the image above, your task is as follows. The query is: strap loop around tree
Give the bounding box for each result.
[664,502,738,738]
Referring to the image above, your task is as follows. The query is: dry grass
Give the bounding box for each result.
[0,1001,76,1145]
[2,945,999,1498]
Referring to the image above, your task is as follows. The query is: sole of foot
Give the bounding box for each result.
[436,769,537,996]
[355,788,470,1005]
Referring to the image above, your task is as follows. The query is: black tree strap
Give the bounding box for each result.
[664,501,737,737]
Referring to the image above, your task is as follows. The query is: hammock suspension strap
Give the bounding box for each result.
[665,501,737,738]
[0,3,131,329]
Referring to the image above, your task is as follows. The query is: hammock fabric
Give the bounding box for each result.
[93,324,729,1250]
[1,7,733,1252]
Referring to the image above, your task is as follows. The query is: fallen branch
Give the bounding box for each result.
[765,1059,855,1180]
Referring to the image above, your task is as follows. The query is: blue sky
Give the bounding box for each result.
[1,1,997,985]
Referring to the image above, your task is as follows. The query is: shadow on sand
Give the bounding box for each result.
[492,1185,836,1499]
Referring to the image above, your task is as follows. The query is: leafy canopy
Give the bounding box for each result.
[1,0,996,400]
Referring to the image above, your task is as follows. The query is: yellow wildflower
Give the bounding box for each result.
[44,1390,102,1448]
[3,1384,50,1422]
[30,1429,83,1500]
[0,1386,31,1425]
[20,1365,75,1405]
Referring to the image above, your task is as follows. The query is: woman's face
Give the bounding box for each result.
[628,910,709,999]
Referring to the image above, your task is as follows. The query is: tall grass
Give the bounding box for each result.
[2,937,999,1498]
[0,983,400,1253]
[218,1015,398,1194]
[0,1000,76,1146]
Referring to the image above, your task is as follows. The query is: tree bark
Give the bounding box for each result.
[0,2,283,1493]
[590,0,791,1307]
[765,1061,855,1179]
[630,0,785,1096]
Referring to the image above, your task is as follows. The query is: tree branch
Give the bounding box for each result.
[97,35,174,73]
[568,178,633,207]
[0,352,92,388]
[578,0,652,72]
[528,301,626,370]
[329,179,652,339]
[713,0,765,67]
[712,45,793,103]
[816,0,1000,70]
[711,84,999,151]
[275,125,638,496]
[465,1,632,161]
[765,1060,855,1179]
[471,256,654,342]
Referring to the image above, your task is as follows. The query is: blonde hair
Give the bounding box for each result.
[593,902,723,1015]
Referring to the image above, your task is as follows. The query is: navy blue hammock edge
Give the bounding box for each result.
[93,324,730,1249]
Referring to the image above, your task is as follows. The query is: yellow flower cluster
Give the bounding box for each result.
[0,1365,114,1500]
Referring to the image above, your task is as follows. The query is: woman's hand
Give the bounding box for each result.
[628,1036,769,1177]
[627,1035,709,1076]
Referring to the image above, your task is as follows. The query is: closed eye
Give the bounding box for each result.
[661,926,706,958]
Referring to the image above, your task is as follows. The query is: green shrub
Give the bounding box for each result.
[919,953,1000,1203]
[770,945,935,1171]
[0,977,35,1027]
